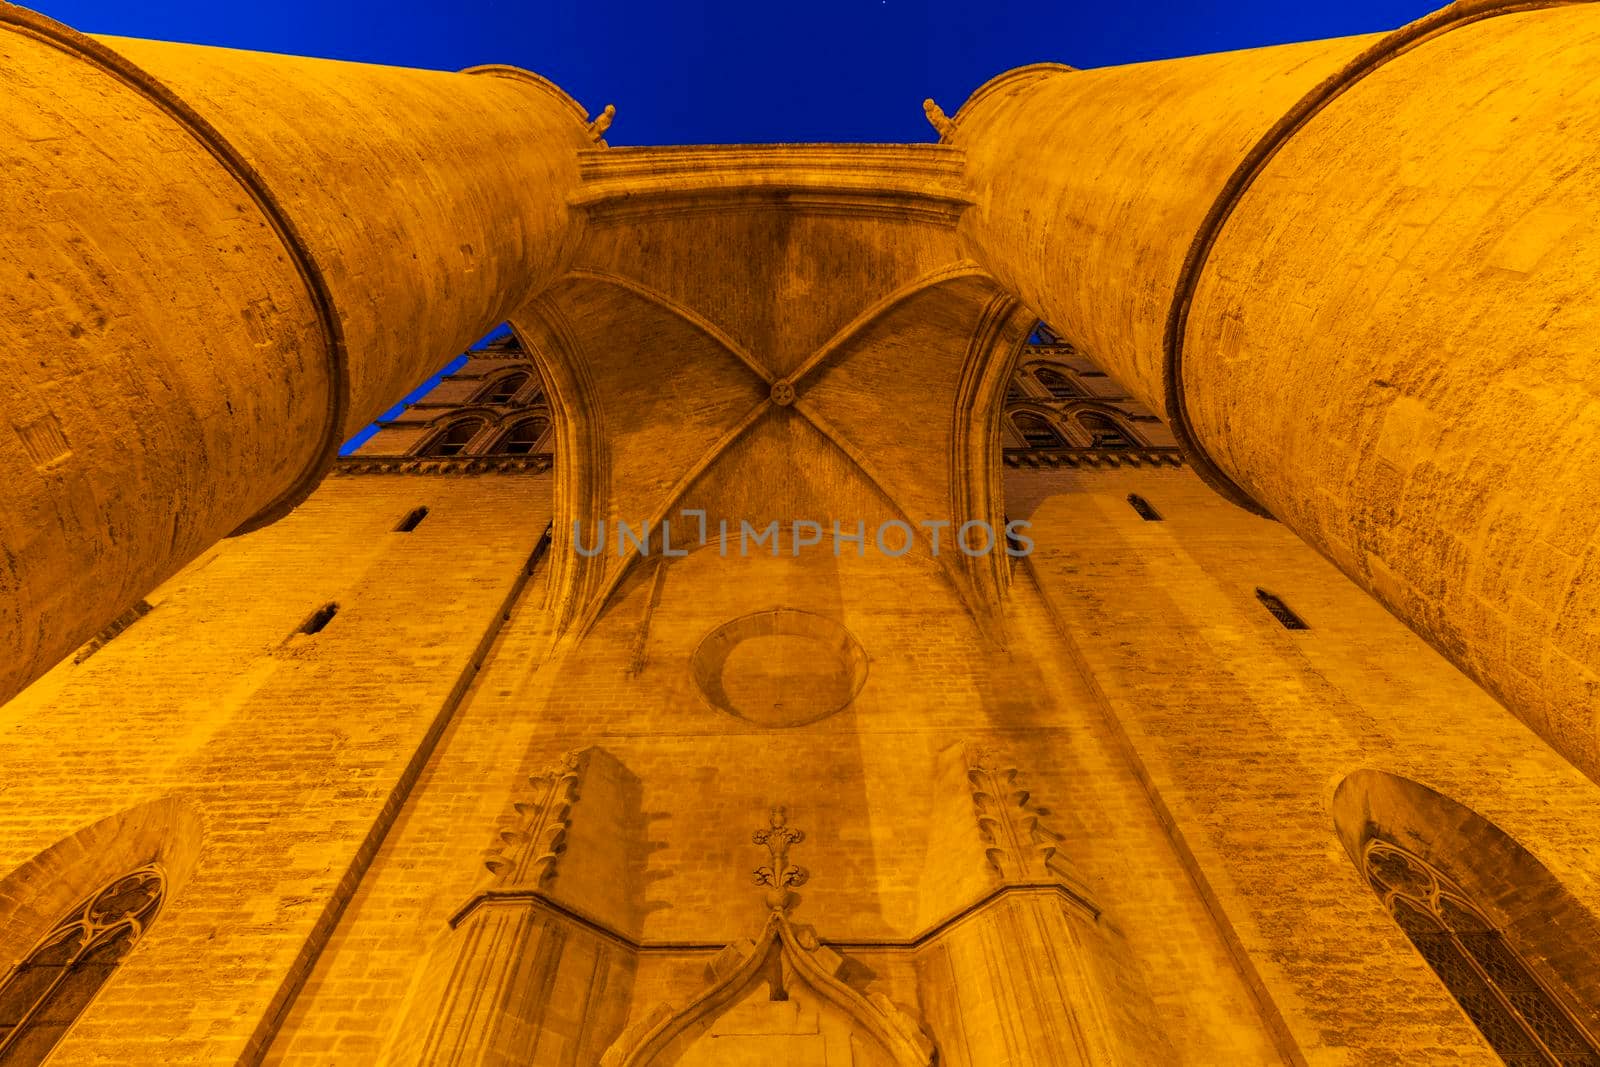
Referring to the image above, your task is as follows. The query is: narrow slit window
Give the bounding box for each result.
[1127,494,1163,521]
[73,600,153,664]
[1255,588,1308,630]
[395,507,428,533]
[298,602,339,636]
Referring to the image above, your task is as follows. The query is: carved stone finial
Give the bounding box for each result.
[480,748,587,887]
[752,806,809,911]
[588,104,615,143]
[923,98,956,140]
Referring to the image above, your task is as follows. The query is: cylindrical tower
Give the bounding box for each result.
[953,2,1600,778]
[0,4,594,701]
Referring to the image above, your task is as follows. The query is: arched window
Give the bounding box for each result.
[1034,368,1084,399]
[1078,412,1136,450]
[1012,413,1065,449]
[1004,381,1028,404]
[492,417,549,456]
[474,373,529,405]
[422,418,484,458]
[0,865,165,1063]
[1364,838,1600,1065]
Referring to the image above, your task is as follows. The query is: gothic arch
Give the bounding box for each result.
[0,798,202,1062]
[1333,771,1600,1058]
[600,912,934,1067]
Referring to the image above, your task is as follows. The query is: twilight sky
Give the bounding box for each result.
[41,0,1438,145]
[34,0,1441,452]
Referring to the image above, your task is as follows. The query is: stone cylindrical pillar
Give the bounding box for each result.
[954,2,1600,778]
[0,4,594,701]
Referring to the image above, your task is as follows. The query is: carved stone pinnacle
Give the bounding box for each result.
[752,806,809,911]
[922,98,956,140]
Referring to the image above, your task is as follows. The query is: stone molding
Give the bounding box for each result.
[572,143,972,222]
[1001,447,1183,470]
[331,454,553,476]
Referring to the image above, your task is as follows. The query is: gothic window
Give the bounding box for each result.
[1078,412,1136,450]
[492,417,549,456]
[1255,588,1308,630]
[1005,381,1028,403]
[474,372,529,405]
[422,418,484,457]
[1012,413,1065,449]
[1364,839,1600,1066]
[0,865,165,1064]
[1029,323,1060,345]
[1034,368,1085,399]
[1127,494,1163,521]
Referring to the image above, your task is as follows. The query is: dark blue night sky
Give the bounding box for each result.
[40,0,1437,145]
[32,0,1439,452]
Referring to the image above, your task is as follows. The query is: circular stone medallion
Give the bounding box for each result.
[691,609,868,727]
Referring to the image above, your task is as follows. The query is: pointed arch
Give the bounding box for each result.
[0,867,165,1063]
[0,798,201,1065]
[601,912,933,1067]
[1334,771,1600,1063]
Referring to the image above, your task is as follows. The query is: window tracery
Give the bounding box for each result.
[1033,367,1085,399]
[1077,411,1136,450]
[1012,413,1065,449]
[493,417,549,456]
[474,372,529,405]
[0,865,165,1065]
[421,418,485,457]
[1364,838,1600,1066]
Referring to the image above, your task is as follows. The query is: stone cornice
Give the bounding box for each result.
[333,454,553,476]
[572,143,971,221]
[1002,447,1184,470]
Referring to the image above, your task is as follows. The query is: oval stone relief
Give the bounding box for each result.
[691,609,868,727]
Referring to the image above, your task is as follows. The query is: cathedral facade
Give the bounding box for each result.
[2,0,1600,1063]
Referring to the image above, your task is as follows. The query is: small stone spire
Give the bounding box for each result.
[922,98,956,140]
[588,103,615,143]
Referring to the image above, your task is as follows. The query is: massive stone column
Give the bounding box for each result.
[0,4,594,702]
[951,2,1600,779]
